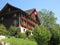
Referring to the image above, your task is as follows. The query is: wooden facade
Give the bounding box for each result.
[0,3,40,31]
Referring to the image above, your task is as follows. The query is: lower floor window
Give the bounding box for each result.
[13,20,18,25]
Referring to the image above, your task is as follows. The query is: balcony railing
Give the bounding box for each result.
[21,23,27,28]
[21,16,36,26]
[29,16,39,24]
[21,23,33,30]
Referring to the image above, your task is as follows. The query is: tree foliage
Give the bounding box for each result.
[49,24,60,45]
[15,32,26,39]
[33,26,51,45]
[25,30,31,38]
[38,9,57,27]
[8,26,18,36]
[38,9,60,45]
[0,24,8,35]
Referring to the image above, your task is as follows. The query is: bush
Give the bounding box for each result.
[25,30,31,38]
[0,24,8,36]
[8,26,18,36]
[28,35,35,41]
[33,26,51,45]
[15,32,26,39]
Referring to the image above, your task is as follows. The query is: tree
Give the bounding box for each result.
[33,26,51,45]
[38,9,57,28]
[38,9,60,45]
[49,24,60,45]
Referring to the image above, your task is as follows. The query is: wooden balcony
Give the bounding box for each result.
[21,23,27,28]
[21,23,33,30]
[21,17,27,22]
[29,16,39,24]
[27,26,33,30]
[21,17,36,26]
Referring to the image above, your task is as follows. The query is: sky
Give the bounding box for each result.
[0,0,60,24]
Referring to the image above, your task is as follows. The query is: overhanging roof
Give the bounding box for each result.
[25,9,36,15]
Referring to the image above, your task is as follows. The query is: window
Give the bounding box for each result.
[14,14,16,17]
[13,20,17,25]
[19,13,22,17]
[23,29,25,32]
[1,17,4,24]
[8,8,10,12]
[1,17,4,21]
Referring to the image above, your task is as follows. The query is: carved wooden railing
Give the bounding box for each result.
[21,16,36,26]
[29,16,39,24]
[21,23,33,30]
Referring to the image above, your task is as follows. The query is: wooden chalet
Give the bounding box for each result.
[0,3,40,32]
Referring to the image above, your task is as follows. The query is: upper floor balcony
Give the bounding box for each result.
[21,16,38,26]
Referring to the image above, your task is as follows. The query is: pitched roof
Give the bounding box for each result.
[1,3,20,11]
[1,3,27,14]
[25,9,36,15]
[1,3,36,16]
[0,3,28,15]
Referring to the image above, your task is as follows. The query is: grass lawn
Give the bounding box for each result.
[5,37,37,45]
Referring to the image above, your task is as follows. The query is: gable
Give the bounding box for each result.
[25,9,37,20]
[1,3,20,14]
[25,9,35,15]
[25,9,40,25]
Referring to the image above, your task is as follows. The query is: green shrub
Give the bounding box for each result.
[15,32,26,39]
[25,30,31,38]
[33,26,51,45]
[0,24,8,36]
[28,35,35,41]
[8,26,18,36]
